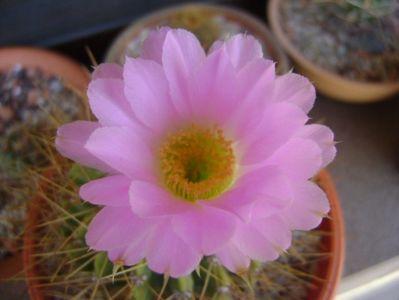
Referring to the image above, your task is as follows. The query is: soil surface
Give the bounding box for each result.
[281,0,399,82]
[0,65,83,258]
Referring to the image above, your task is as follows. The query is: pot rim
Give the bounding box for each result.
[314,169,345,300]
[0,47,90,95]
[105,2,290,74]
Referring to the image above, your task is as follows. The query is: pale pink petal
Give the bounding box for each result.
[215,243,250,273]
[86,207,150,251]
[55,121,115,173]
[234,216,291,261]
[129,181,192,217]
[266,138,323,180]
[208,40,223,53]
[172,205,236,255]
[108,237,146,265]
[141,27,171,64]
[239,102,308,165]
[123,57,178,132]
[251,216,292,252]
[88,78,136,127]
[228,59,276,138]
[209,166,287,221]
[295,124,336,167]
[92,63,123,80]
[80,175,131,207]
[234,220,279,261]
[281,181,330,230]
[190,47,238,123]
[249,170,294,219]
[274,73,315,113]
[146,221,201,277]
[209,34,263,71]
[84,126,154,179]
[162,29,206,116]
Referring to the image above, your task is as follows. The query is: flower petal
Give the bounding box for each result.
[295,124,336,167]
[88,78,136,127]
[249,170,294,220]
[274,73,315,113]
[208,166,288,221]
[234,216,291,261]
[209,34,263,71]
[252,216,292,252]
[92,63,123,80]
[267,138,323,180]
[190,47,238,124]
[239,102,308,165]
[108,238,146,266]
[123,57,178,132]
[234,220,279,261]
[80,175,131,207]
[141,27,171,64]
[215,243,250,274]
[146,221,201,277]
[162,29,206,116]
[84,126,154,179]
[129,181,192,217]
[86,207,150,251]
[228,58,276,138]
[172,205,236,255]
[55,121,115,173]
[281,181,330,230]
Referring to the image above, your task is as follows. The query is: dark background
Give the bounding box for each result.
[0,0,266,66]
[1,0,399,280]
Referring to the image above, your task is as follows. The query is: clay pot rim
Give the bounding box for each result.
[0,46,90,95]
[316,169,345,300]
[268,0,399,88]
[23,169,344,300]
[105,2,290,74]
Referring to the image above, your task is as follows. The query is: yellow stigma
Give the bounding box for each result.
[159,125,236,202]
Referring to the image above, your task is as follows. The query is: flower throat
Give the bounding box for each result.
[159,125,235,202]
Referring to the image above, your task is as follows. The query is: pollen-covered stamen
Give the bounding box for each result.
[159,125,236,202]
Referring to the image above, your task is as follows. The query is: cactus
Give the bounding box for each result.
[20,139,331,300]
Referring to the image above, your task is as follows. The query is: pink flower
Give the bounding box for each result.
[55,27,336,278]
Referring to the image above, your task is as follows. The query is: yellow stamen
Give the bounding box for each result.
[159,125,235,202]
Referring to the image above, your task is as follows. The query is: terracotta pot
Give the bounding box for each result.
[308,169,345,300]
[268,0,399,103]
[0,253,23,280]
[23,169,344,300]
[0,47,90,280]
[23,189,45,300]
[105,3,290,74]
[0,47,90,93]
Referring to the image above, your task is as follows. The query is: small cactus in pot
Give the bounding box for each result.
[22,28,344,300]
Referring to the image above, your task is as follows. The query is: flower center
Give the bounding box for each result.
[159,125,236,202]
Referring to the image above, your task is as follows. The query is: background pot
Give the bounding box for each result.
[24,169,344,300]
[0,47,89,93]
[105,3,290,75]
[0,47,90,279]
[268,0,399,103]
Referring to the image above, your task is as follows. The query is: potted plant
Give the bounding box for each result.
[0,47,90,278]
[24,27,344,299]
[106,3,290,74]
[268,0,399,102]
[24,166,344,299]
